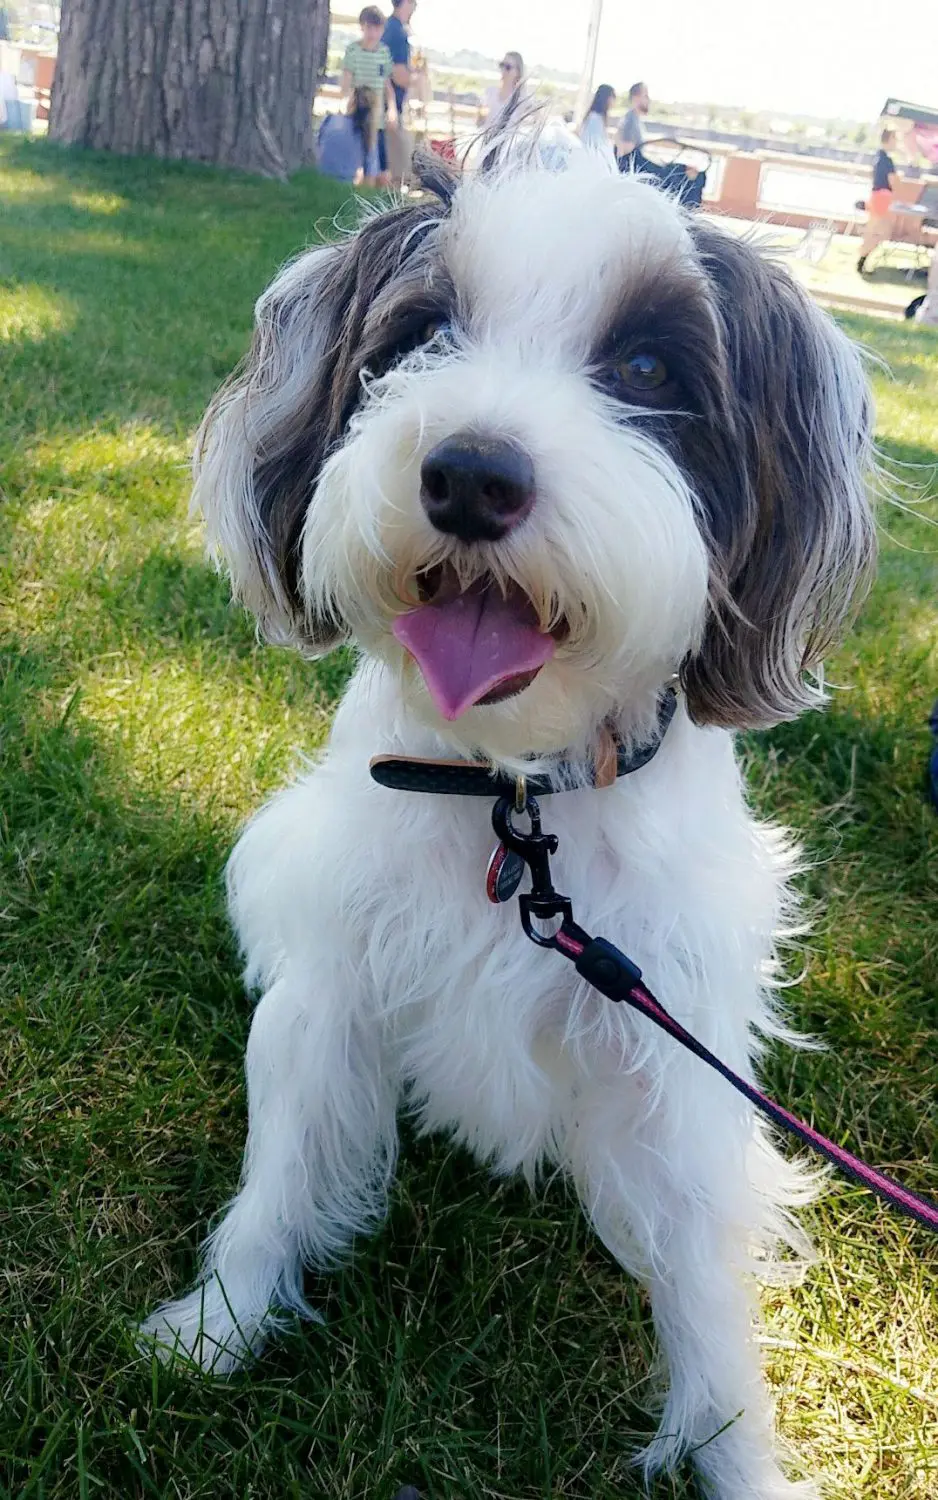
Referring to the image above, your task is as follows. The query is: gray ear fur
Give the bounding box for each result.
[193,243,347,650]
[682,222,877,729]
[193,200,449,652]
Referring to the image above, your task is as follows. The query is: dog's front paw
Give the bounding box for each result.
[694,1457,822,1500]
[138,1277,271,1375]
[720,1480,821,1500]
[637,1422,821,1500]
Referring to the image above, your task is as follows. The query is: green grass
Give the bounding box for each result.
[1,134,936,1500]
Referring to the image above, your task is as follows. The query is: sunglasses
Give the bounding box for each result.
[499,61,516,72]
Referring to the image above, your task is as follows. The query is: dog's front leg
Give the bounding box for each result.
[140,970,398,1372]
[574,1083,818,1500]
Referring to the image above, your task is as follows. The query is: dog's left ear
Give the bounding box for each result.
[681,222,877,729]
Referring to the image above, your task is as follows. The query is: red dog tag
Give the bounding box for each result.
[486,842,526,904]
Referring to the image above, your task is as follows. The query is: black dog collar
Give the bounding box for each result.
[369,687,678,797]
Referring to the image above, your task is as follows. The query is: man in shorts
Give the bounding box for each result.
[341,6,396,186]
[857,129,900,275]
[382,0,417,188]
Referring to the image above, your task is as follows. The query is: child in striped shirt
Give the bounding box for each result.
[341,7,395,186]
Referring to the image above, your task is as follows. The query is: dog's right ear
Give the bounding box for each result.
[194,190,456,652]
[193,243,352,651]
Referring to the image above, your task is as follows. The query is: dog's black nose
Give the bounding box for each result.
[420,433,535,542]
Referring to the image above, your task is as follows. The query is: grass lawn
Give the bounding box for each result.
[1,134,936,1500]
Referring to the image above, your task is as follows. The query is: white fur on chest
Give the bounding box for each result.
[228,663,789,1175]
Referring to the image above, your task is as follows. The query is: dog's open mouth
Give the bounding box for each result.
[392,563,560,721]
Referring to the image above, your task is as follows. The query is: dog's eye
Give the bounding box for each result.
[392,317,452,361]
[364,318,453,385]
[615,351,669,391]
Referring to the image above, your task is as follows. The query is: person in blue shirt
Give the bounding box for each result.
[382,0,415,115]
[317,89,380,184]
[382,0,416,186]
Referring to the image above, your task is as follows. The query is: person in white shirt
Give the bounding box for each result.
[579,84,616,153]
[479,52,525,127]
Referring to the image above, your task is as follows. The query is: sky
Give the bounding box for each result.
[414,0,938,121]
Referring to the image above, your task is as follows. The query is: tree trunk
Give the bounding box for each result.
[49,0,329,178]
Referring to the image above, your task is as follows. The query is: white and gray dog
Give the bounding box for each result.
[142,143,876,1499]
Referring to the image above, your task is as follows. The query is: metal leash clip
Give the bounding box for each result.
[490,795,577,947]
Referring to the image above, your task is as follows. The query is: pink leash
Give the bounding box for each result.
[492,795,938,1234]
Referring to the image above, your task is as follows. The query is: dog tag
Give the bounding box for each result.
[486,841,526,904]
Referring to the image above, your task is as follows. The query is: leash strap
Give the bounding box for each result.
[491,797,938,1234]
[571,934,938,1232]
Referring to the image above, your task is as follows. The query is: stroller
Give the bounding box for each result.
[620,136,711,209]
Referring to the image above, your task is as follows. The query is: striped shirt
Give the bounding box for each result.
[342,41,392,124]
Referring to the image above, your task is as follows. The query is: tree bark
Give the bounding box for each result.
[49,0,329,178]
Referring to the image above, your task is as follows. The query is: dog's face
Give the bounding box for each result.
[198,151,875,762]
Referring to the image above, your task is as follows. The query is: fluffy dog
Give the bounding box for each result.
[142,143,876,1499]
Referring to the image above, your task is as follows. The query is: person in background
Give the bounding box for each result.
[383,0,416,117]
[479,52,526,127]
[405,48,432,149]
[614,78,703,203]
[341,6,395,187]
[616,80,649,163]
[382,0,417,187]
[408,49,432,111]
[317,87,380,185]
[579,84,616,152]
[857,128,900,275]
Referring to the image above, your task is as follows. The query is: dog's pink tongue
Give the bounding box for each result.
[393,579,555,720]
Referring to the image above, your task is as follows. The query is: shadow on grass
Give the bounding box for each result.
[0,638,242,1041]
[749,695,938,1173]
[3,131,937,1500]
[93,545,355,700]
[1,609,932,1495]
[0,135,358,443]
[0,637,678,1500]
[2,624,935,1500]
[1,133,363,215]
[861,261,928,288]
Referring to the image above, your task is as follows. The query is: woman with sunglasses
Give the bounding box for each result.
[479,52,526,127]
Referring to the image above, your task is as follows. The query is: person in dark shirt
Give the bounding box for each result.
[382,0,416,187]
[872,141,897,192]
[858,128,899,274]
[382,0,415,116]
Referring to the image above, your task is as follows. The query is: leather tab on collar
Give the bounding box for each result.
[592,725,619,789]
[369,687,677,798]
